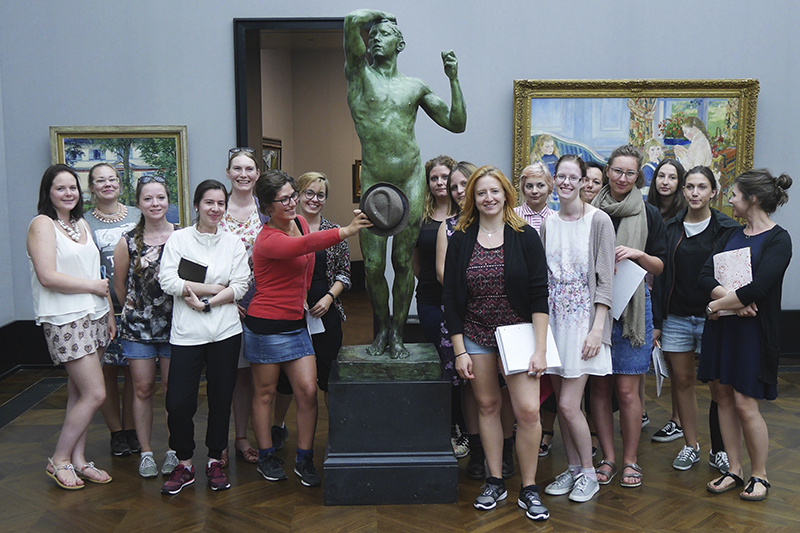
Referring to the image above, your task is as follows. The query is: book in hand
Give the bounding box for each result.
[713,247,752,316]
[178,257,208,283]
[494,323,560,376]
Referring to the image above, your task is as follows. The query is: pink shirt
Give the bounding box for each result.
[514,204,554,235]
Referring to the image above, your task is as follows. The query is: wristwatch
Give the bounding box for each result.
[202,298,211,313]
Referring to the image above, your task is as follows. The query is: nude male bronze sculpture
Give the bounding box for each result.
[344,9,466,358]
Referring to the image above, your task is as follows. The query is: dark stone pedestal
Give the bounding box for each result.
[323,344,457,505]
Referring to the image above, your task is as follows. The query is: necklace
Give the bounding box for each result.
[57,218,81,242]
[479,224,504,238]
[92,203,127,223]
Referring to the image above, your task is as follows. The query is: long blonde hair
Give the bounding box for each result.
[455,166,527,233]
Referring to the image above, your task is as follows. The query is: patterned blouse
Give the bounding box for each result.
[119,227,178,343]
[319,216,351,321]
[219,207,262,308]
[464,242,525,346]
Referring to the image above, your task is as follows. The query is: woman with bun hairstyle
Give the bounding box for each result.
[700,169,792,501]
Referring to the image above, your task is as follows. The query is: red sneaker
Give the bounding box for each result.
[205,461,230,491]
[161,464,195,495]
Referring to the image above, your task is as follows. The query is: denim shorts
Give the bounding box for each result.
[463,336,496,355]
[610,287,653,375]
[661,314,704,354]
[121,340,171,360]
[242,324,314,364]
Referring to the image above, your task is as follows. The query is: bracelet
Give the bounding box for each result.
[455,351,467,358]
[326,291,336,300]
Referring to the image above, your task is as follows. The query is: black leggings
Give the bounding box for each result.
[166,335,241,461]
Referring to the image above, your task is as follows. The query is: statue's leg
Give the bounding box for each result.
[387,223,420,359]
[360,230,391,356]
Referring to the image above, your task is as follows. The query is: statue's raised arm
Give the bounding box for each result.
[420,50,466,133]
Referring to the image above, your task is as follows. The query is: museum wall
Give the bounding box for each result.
[2,0,800,327]
[261,49,295,177]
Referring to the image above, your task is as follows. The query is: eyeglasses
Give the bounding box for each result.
[554,174,582,184]
[608,167,639,180]
[303,189,327,202]
[139,176,166,185]
[93,177,120,185]
[228,147,255,158]
[273,192,299,205]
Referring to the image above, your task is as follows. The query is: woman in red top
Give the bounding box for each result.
[244,170,370,487]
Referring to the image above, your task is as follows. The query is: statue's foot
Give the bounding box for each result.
[388,331,410,359]
[366,330,390,357]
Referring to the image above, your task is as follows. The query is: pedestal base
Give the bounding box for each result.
[323,344,457,505]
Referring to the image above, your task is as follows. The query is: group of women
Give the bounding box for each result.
[29,142,792,514]
[29,149,369,495]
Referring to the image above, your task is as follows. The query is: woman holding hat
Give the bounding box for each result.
[246,170,370,488]
[443,165,550,522]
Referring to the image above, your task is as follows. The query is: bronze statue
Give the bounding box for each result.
[344,9,466,358]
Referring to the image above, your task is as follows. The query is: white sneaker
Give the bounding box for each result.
[161,450,179,476]
[568,474,600,502]
[544,469,575,496]
[139,453,158,478]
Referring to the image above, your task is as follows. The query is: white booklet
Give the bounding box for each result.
[612,259,647,320]
[305,310,325,335]
[713,247,752,316]
[494,323,561,375]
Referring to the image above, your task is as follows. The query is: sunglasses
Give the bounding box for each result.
[139,176,166,184]
[228,147,256,158]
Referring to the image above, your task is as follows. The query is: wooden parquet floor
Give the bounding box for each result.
[2,291,800,532]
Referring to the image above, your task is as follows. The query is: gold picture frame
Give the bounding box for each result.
[513,79,759,214]
[50,125,190,226]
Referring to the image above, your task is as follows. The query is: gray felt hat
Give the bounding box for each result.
[359,182,410,237]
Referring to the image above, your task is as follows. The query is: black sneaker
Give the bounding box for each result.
[474,478,507,510]
[518,485,549,521]
[257,451,287,482]
[651,420,683,443]
[272,424,289,452]
[502,439,515,479]
[125,429,142,453]
[294,455,321,487]
[466,446,486,480]
[110,431,132,457]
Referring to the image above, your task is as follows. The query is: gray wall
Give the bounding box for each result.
[2,0,799,326]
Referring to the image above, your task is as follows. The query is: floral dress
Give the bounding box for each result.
[219,208,262,308]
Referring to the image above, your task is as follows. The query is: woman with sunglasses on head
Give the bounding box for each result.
[217,147,263,467]
[541,155,615,503]
[700,169,792,502]
[651,166,739,474]
[113,176,178,478]
[85,163,142,457]
[28,164,114,489]
[245,170,371,488]
[443,166,550,521]
[158,179,250,495]
[590,145,666,489]
[271,172,353,442]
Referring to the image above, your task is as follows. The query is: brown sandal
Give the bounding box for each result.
[620,463,642,488]
[595,460,617,485]
[219,447,229,468]
[235,437,259,464]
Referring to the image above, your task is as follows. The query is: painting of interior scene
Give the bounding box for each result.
[530,96,740,216]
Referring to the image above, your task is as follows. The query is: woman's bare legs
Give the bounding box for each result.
[590,374,615,480]
[504,372,542,487]
[128,358,156,452]
[667,351,699,448]
[470,354,504,479]
[617,374,644,484]
[281,356,319,451]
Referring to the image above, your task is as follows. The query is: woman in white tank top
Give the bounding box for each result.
[27,164,115,490]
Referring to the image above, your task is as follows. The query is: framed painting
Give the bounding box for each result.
[50,125,190,226]
[262,137,282,171]
[512,79,759,215]
[352,159,362,203]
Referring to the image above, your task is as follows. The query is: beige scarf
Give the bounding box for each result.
[593,185,648,347]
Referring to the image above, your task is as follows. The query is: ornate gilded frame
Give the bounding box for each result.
[50,125,190,226]
[513,79,759,213]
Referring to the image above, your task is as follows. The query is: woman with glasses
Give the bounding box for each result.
[112,175,178,478]
[158,179,250,495]
[85,163,142,458]
[218,147,262,467]
[271,172,352,440]
[590,145,666,488]
[541,155,615,503]
[245,170,371,488]
[443,166,550,521]
[29,164,114,489]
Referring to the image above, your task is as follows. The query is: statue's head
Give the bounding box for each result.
[368,19,405,59]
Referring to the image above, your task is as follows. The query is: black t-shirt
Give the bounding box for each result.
[669,222,716,317]
[415,219,443,305]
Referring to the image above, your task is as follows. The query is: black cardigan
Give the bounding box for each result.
[698,225,792,385]
[442,223,549,337]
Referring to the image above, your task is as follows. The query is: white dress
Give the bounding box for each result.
[544,210,612,377]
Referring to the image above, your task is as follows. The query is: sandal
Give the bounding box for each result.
[219,447,229,468]
[595,459,617,485]
[740,476,770,501]
[538,430,554,457]
[707,471,745,494]
[620,463,642,488]
[46,458,83,490]
[235,437,259,464]
[76,461,112,484]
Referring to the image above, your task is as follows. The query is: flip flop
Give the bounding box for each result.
[76,461,113,484]
[46,458,84,490]
[740,476,770,501]
[707,471,745,494]
[595,459,617,485]
[620,463,642,488]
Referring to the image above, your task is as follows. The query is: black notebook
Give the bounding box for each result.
[178,257,207,283]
